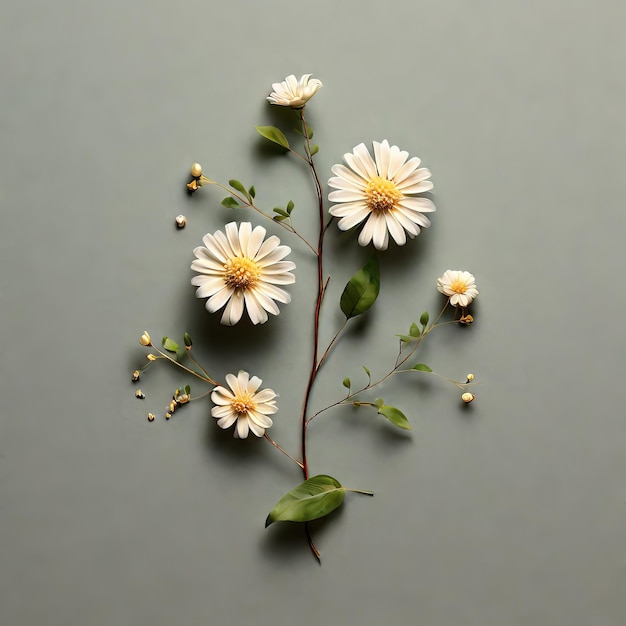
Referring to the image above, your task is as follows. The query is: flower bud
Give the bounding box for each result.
[461,392,476,404]
[459,314,474,325]
[147,354,157,361]
[466,373,474,382]
[190,162,202,178]
[148,413,155,422]
[135,389,146,399]
[139,331,152,346]
[131,370,140,382]
[175,214,186,229]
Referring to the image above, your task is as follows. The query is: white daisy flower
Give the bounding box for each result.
[437,270,479,307]
[211,371,277,439]
[191,222,295,326]
[328,140,435,250]
[267,73,322,108]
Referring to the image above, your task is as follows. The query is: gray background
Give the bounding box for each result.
[2,1,625,624]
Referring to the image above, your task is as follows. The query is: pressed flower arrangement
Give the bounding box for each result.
[132,74,480,561]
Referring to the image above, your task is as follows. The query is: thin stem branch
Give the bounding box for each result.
[264,434,304,469]
[317,319,348,371]
[150,345,218,385]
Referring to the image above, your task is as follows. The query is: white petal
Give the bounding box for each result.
[256,245,292,267]
[211,386,234,404]
[225,222,242,257]
[216,413,238,429]
[236,416,250,438]
[247,376,263,394]
[193,277,226,299]
[330,163,369,186]
[246,225,267,259]
[221,289,245,325]
[237,222,252,256]
[248,409,273,429]
[200,233,229,264]
[387,144,410,180]
[247,419,265,437]
[357,213,377,247]
[261,261,296,274]
[392,209,420,236]
[253,389,276,404]
[385,213,407,246]
[206,286,234,313]
[248,288,280,316]
[336,206,371,230]
[212,405,234,418]
[329,200,368,218]
[254,235,280,262]
[399,197,436,213]
[243,291,269,324]
[371,213,389,250]
[261,271,295,285]
[258,283,291,304]
[191,257,224,274]
[225,373,240,395]
[373,141,390,179]
[211,230,235,260]
[328,189,368,203]
[237,370,250,391]
[396,180,433,194]
[393,156,422,185]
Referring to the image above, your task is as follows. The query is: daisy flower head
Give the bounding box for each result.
[191,222,295,326]
[211,371,277,439]
[328,140,435,251]
[267,74,322,108]
[437,270,479,307]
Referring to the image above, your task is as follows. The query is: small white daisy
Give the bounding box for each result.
[437,270,479,307]
[328,140,435,250]
[267,74,322,108]
[191,222,295,326]
[211,371,277,439]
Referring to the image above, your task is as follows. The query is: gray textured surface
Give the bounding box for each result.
[2,1,625,624]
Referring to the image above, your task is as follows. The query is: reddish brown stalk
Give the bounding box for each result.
[298,108,326,562]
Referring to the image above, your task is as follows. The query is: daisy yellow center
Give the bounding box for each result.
[231,394,256,415]
[223,257,260,289]
[449,278,469,294]
[365,176,402,213]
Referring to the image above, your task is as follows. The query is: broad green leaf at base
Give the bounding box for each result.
[265,475,345,526]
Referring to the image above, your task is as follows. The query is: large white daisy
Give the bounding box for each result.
[328,140,435,250]
[267,74,322,108]
[191,222,295,326]
[437,270,479,307]
[211,371,277,439]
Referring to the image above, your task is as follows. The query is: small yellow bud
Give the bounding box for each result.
[190,162,202,178]
[135,389,146,399]
[459,314,474,325]
[165,412,172,420]
[187,179,198,192]
[131,370,140,382]
[139,331,152,346]
[175,214,186,229]
[148,413,155,422]
[466,373,474,382]
[169,401,176,413]
[461,392,476,404]
[147,354,157,361]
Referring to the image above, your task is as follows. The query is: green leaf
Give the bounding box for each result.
[255,125,290,149]
[412,363,433,372]
[265,475,345,526]
[396,334,414,343]
[340,256,380,319]
[286,200,295,214]
[273,207,290,218]
[184,384,191,395]
[310,144,319,156]
[378,405,412,430]
[420,311,430,327]
[409,322,421,338]
[374,397,384,408]
[362,365,371,380]
[228,179,247,196]
[342,377,351,389]
[162,337,179,353]
[273,215,288,222]
[248,185,256,199]
[307,127,314,139]
[183,332,192,347]
[221,196,240,209]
